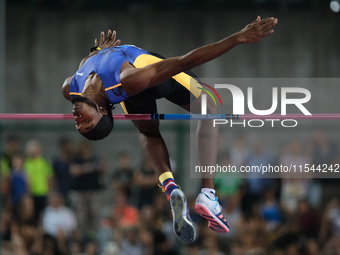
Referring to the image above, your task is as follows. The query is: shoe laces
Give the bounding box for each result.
[158,184,166,192]
[158,184,181,192]
[213,202,223,215]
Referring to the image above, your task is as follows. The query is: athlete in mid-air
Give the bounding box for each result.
[62,16,278,244]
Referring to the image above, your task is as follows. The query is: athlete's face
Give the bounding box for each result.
[72,97,102,133]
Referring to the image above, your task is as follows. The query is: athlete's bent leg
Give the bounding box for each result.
[132,119,172,176]
[131,119,178,199]
[182,95,230,233]
[132,119,196,243]
[181,95,218,190]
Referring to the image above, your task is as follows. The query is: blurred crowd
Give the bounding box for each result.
[1,129,340,255]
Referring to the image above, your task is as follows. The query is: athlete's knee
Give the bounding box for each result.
[206,96,217,114]
[187,94,217,114]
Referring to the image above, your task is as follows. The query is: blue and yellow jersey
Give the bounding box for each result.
[69,45,202,108]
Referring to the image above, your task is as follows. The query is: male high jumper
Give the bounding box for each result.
[62,16,278,244]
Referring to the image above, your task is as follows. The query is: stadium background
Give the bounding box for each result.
[1,0,340,254]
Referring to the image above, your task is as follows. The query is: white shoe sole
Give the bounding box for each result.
[170,189,196,244]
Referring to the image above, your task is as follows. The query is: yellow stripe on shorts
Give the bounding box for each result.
[120,101,128,114]
[133,54,202,98]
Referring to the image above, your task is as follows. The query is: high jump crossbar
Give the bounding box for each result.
[1,113,340,120]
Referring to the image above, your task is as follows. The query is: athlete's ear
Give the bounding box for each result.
[99,106,108,115]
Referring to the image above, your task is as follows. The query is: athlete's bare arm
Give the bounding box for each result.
[62,77,72,100]
[120,16,278,96]
[62,17,277,99]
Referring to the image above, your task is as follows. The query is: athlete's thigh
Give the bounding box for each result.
[164,70,203,113]
[121,98,160,131]
[121,98,157,114]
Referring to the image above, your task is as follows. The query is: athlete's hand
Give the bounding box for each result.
[237,16,278,44]
[95,29,121,49]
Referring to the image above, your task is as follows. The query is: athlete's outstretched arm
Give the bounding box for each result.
[120,16,278,96]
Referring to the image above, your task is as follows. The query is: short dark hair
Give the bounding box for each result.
[80,106,114,141]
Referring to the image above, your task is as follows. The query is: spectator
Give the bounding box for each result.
[1,209,12,243]
[150,194,176,247]
[40,233,68,255]
[139,205,156,230]
[1,135,19,209]
[220,193,242,238]
[120,227,143,255]
[97,214,115,255]
[229,240,244,255]
[259,189,282,231]
[230,134,249,170]
[69,141,106,235]
[139,228,154,255]
[153,229,175,255]
[42,192,78,242]
[243,141,275,217]
[312,130,338,166]
[237,216,266,247]
[134,158,159,209]
[319,198,340,243]
[112,152,134,201]
[280,178,310,214]
[11,194,39,254]
[272,219,300,252]
[10,153,29,212]
[244,247,267,255]
[297,199,318,239]
[83,239,99,255]
[306,239,320,255]
[152,193,172,226]
[112,191,139,228]
[242,232,266,255]
[284,244,300,255]
[102,241,120,255]
[279,140,316,213]
[322,235,340,255]
[70,241,82,255]
[200,235,225,255]
[214,152,242,200]
[52,138,74,202]
[14,194,36,226]
[1,135,19,179]
[24,140,53,221]
[279,140,311,169]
